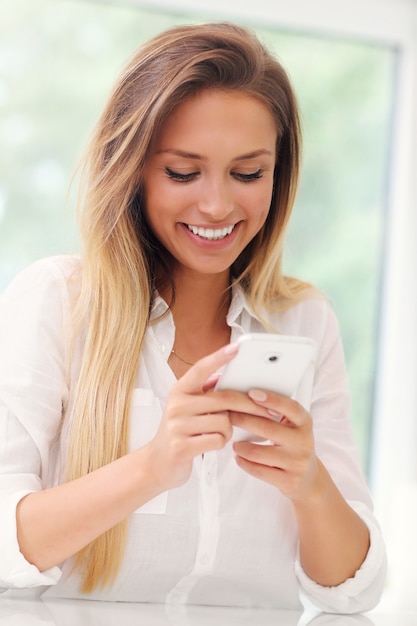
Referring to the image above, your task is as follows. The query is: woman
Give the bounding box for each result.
[0,22,385,612]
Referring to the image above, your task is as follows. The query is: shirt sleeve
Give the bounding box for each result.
[0,258,73,589]
[293,299,387,613]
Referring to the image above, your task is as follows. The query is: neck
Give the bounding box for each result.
[161,269,231,329]
[161,269,232,373]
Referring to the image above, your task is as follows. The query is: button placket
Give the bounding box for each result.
[165,452,220,605]
[194,451,219,574]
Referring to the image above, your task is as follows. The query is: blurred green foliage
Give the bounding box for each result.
[0,0,395,469]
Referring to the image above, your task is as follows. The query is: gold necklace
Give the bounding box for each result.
[170,348,195,366]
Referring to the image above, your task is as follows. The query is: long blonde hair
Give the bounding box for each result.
[66,22,308,592]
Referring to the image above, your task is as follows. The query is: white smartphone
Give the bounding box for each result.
[215,333,316,441]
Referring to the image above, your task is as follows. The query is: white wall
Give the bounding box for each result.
[122,0,415,41]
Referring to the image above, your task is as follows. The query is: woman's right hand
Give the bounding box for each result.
[145,343,241,491]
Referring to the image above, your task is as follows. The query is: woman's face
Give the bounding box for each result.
[143,89,277,281]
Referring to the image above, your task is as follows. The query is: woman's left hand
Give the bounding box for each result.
[230,389,320,503]
[231,390,373,588]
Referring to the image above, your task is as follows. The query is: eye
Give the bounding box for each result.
[232,169,264,183]
[165,167,199,183]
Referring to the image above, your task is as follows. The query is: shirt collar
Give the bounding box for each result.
[226,284,255,327]
[149,284,260,331]
[149,293,170,322]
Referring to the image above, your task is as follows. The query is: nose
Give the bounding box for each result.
[197,177,234,222]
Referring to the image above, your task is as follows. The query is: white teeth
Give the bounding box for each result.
[187,224,235,240]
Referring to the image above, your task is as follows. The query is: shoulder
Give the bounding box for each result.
[1,255,81,303]
[0,256,82,338]
[2,254,81,286]
[262,293,342,355]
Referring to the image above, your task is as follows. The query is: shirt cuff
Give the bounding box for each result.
[295,501,387,614]
[0,487,62,589]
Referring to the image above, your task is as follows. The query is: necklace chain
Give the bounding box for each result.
[170,348,195,366]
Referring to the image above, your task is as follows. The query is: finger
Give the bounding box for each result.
[189,432,232,455]
[230,410,312,449]
[185,412,233,440]
[202,372,221,392]
[247,389,309,427]
[234,455,284,486]
[234,445,319,497]
[208,389,272,418]
[168,389,271,421]
[166,428,232,461]
[233,440,295,469]
[176,343,239,394]
[229,412,289,443]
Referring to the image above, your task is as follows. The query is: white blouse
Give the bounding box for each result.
[0,256,386,612]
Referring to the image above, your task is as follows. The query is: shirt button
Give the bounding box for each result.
[159,343,166,353]
[206,472,212,485]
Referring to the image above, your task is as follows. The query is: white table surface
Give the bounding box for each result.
[0,597,416,626]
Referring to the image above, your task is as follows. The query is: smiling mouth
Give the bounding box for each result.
[186,224,236,240]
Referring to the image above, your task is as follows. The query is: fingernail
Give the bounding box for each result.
[224,343,238,356]
[206,373,221,382]
[248,389,268,402]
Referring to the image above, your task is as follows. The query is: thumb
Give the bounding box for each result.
[176,343,238,394]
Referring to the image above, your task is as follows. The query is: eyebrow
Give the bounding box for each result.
[155,148,273,161]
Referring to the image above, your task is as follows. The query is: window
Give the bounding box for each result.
[0,0,396,470]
